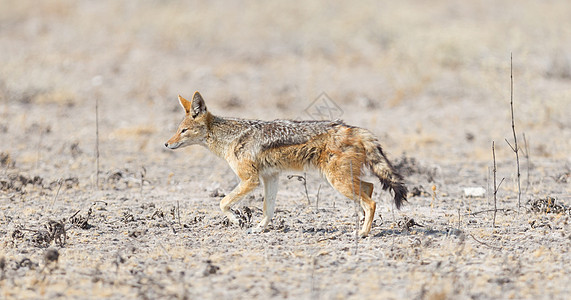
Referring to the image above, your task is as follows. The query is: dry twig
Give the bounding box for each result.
[469,233,502,251]
[464,208,513,216]
[50,179,64,208]
[505,53,522,210]
[95,96,100,190]
[492,141,505,228]
[287,174,311,205]
[349,161,359,255]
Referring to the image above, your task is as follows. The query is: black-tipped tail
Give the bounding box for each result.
[368,145,408,209]
[391,180,408,209]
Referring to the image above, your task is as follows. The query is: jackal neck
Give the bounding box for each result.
[204,115,248,158]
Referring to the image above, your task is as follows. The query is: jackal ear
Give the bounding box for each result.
[178,95,191,115]
[191,91,207,118]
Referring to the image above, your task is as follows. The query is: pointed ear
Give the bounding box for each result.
[178,95,191,115]
[191,91,207,118]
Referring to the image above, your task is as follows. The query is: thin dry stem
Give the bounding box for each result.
[50,179,64,209]
[492,141,498,228]
[469,233,502,251]
[95,96,100,190]
[491,142,506,228]
[464,208,513,216]
[303,173,310,206]
[506,53,522,210]
[349,161,359,255]
[287,174,311,206]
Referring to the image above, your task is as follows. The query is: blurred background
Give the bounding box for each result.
[1,0,570,177]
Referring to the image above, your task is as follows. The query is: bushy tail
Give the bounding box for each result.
[362,133,407,209]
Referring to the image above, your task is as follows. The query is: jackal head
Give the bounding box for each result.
[164,91,209,149]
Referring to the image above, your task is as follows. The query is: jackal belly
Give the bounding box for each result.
[257,140,326,172]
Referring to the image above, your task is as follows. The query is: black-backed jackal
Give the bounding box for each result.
[165,92,407,237]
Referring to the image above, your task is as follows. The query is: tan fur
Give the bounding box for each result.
[165,92,407,237]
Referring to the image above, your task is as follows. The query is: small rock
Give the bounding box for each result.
[200,260,220,276]
[44,248,59,264]
[464,187,486,198]
[209,188,225,198]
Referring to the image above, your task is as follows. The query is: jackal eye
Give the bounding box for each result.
[181,128,188,133]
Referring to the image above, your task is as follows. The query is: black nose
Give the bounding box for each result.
[164,143,168,147]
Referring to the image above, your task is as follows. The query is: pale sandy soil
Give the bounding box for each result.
[1,1,570,299]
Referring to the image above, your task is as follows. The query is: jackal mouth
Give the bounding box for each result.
[165,142,182,149]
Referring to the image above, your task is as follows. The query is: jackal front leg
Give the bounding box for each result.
[219,179,259,226]
[248,173,279,234]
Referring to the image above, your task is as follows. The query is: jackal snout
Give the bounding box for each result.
[164,138,182,149]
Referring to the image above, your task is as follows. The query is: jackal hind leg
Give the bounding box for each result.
[325,164,376,237]
[358,181,376,236]
[248,172,279,234]
[358,181,374,219]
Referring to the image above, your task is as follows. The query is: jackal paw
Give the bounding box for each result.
[223,208,254,229]
[353,229,370,238]
[223,210,240,226]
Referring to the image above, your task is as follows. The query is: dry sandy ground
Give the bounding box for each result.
[1,1,571,299]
